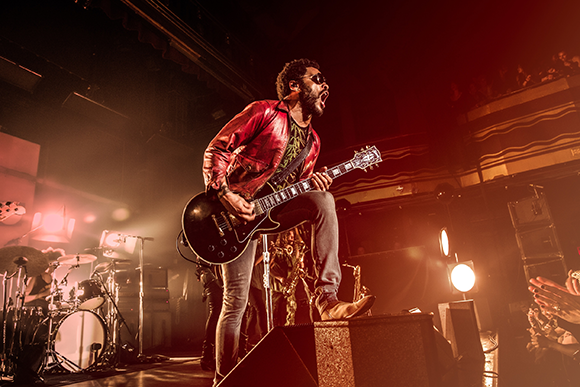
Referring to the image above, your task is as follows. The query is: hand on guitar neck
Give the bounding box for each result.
[310,166,333,191]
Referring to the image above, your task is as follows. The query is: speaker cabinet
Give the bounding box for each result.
[315,314,440,387]
[508,193,552,229]
[523,257,567,284]
[219,314,441,387]
[438,300,484,366]
[514,225,562,258]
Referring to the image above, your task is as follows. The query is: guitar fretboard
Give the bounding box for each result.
[253,160,356,216]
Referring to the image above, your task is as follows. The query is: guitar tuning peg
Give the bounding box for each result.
[360,147,364,151]
[363,168,367,173]
[366,145,369,149]
[369,166,374,170]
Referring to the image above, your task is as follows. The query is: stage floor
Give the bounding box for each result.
[2,331,498,387]
[10,357,214,387]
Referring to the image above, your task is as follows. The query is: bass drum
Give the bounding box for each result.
[53,310,107,371]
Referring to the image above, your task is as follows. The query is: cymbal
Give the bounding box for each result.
[58,254,97,265]
[0,246,48,277]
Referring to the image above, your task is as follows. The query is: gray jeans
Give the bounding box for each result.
[214,190,341,382]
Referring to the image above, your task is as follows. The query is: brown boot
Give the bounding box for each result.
[320,295,376,321]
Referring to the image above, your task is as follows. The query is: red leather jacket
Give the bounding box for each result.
[203,100,321,199]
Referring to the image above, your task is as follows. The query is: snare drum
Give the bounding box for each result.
[52,310,107,371]
[76,279,105,310]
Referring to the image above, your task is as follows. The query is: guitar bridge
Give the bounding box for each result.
[221,212,233,231]
[211,214,225,237]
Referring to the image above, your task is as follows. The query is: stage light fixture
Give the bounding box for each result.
[439,227,451,257]
[99,230,137,255]
[30,207,75,243]
[448,260,477,294]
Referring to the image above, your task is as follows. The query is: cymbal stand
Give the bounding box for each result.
[9,261,28,358]
[0,270,17,377]
[41,264,78,374]
[0,261,29,378]
[0,271,7,375]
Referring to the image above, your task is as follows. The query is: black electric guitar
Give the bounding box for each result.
[182,146,382,264]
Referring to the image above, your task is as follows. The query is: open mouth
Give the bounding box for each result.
[320,91,329,108]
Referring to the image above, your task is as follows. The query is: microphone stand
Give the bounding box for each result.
[133,235,154,360]
[262,235,274,332]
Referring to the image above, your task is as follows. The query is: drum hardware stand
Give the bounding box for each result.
[40,264,78,375]
[41,330,83,375]
[91,272,134,367]
[8,260,27,362]
[262,235,274,332]
[111,234,154,360]
[0,271,8,376]
[0,260,29,378]
[1,270,17,377]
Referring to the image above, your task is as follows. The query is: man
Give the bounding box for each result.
[203,58,375,383]
[24,247,65,314]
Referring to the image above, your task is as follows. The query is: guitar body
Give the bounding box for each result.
[182,184,280,265]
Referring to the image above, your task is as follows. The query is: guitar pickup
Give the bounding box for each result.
[228,213,241,228]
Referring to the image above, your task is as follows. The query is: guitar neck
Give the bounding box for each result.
[253,159,357,216]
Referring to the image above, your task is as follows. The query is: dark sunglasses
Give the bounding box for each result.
[302,73,326,85]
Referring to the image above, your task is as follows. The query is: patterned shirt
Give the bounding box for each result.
[272,118,308,191]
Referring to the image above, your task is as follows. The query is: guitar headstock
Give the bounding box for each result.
[0,201,26,224]
[352,146,382,171]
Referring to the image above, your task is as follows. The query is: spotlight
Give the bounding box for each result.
[100,230,124,248]
[30,207,75,243]
[439,227,451,258]
[99,230,136,255]
[448,260,477,294]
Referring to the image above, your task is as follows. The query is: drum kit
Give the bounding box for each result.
[0,245,135,381]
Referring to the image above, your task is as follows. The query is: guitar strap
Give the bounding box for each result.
[270,132,313,187]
